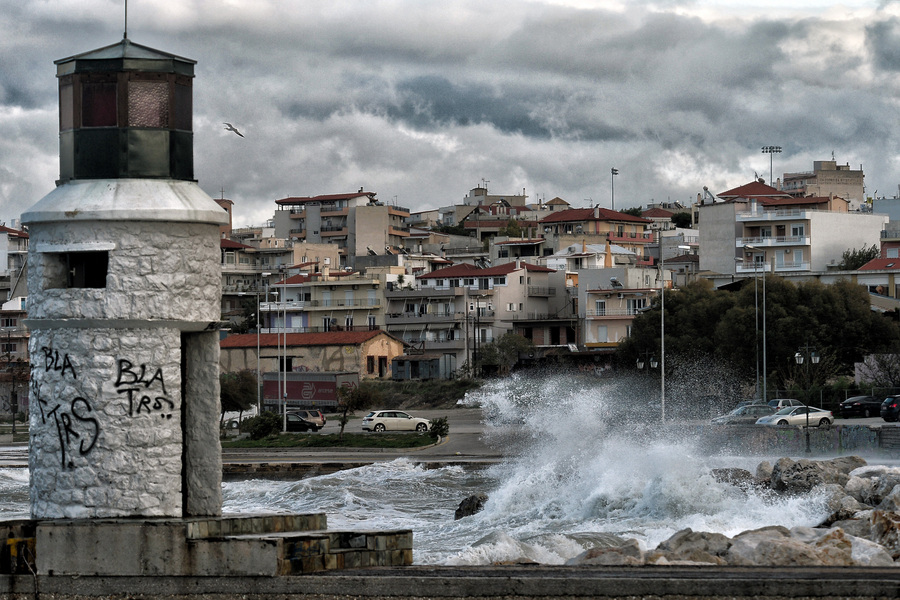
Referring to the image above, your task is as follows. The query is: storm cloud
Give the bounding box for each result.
[1,1,899,226]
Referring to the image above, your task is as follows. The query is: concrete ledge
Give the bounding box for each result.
[2,565,900,599]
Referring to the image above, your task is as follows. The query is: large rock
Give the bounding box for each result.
[770,458,858,494]
[650,528,731,565]
[454,493,488,520]
[566,539,644,566]
[727,526,791,565]
[870,510,900,559]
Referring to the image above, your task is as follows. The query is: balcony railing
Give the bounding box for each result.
[735,261,772,274]
[737,236,809,247]
[584,308,643,317]
[736,209,812,221]
[527,286,556,297]
[774,261,811,272]
[607,232,654,243]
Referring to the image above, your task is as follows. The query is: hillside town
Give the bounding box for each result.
[2,156,900,414]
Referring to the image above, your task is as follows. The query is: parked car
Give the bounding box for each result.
[711,404,775,425]
[767,398,805,410]
[362,410,431,432]
[881,396,900,422]
[292,409,326,429]
[838,396,882,418]
[756,406,834,428]
[286,411,323,433]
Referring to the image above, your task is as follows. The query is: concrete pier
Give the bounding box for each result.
[2,564,900,599]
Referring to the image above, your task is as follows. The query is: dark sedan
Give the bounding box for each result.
[882,396,900,423]
[839,395,883,418]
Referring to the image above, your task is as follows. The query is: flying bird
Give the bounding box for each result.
[223,122,244,137]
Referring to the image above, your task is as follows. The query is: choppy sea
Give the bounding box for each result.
[0,372,851,564]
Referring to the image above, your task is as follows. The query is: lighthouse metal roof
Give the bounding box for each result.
[55,38,195,76]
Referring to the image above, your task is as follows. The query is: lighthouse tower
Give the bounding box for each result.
[22,38,228,519]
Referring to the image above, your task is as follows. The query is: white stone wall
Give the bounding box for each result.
[27,221,221,323]
[29,327,183,518]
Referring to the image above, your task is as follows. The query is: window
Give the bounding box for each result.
[279,356,293,372]
[367,356,375,374]
[760,226,772,238]
[0,317,16,328]
[626,298,646,314]
[493,277,506,285]
[507,303,515,311]
[791,224,805,237]
[47,251,109,289]
[595,300,606,316]
[368,315,377,330]
[345,315,354,329]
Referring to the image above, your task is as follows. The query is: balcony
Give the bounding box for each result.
[736,208,812,221]
[527,286,556,297]
[882,229,900,241]
[584,308,643,318]
[774,261,811,272]
[737,235,810,247]
[735,261,772,274]
[607,232,654,244]
[385,311,458,326]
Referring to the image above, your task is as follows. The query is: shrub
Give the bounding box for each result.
[244,411,282,440]
[429,416,449,439]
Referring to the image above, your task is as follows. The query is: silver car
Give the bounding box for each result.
[362,410,431,432]
[756,405,834,428]
[711,404,775,425]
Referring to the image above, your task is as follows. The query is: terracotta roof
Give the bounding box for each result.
[717,181,792,200]
[418,261,554,279]
[538,208,650,224]
[546,197,569,205]
[758,196,833,207]
[859,258,900,271]
[0,226,27,238]
[642,208,674,218]
[275,192,375,205]
[221,239,253,249]
[220,329,389,349]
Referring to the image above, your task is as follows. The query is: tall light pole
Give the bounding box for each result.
[761,146,782,186]
[795,344,820,454]
[611,168,619,211]
[741,246,761,400]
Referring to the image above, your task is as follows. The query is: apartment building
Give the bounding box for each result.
[261,267,384,335]
[538,207,654,256]
[700,181,887,275]
[384,260,566,377]
[271,191,410,267]
[781,159,865,209]
[577,267,664,353]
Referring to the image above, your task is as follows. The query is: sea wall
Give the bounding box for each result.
[695,423,900,456]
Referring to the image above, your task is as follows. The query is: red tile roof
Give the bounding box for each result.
[538,208,650,224]
[859,258,900,271]
[642,208,674,218]
[0,226,27,238]
[221,239,253,249]
[220,329,390,349]
[418,261,554,279]
[717,181,792,200]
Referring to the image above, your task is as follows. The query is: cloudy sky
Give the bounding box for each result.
[2,0,899,229]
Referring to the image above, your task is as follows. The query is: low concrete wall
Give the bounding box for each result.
[695,423,900,456]
[3,565,900,599]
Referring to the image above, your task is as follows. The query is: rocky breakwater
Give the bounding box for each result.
[568,456,900,567]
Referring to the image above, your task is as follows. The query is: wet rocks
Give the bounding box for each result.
[566,455,900,568]
[455,492,488,520]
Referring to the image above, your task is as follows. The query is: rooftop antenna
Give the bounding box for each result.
[124,0,128,39]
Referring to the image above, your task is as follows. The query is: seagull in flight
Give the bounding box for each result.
[223,122,244,137]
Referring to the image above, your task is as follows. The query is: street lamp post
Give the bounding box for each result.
[794,344,820,454]
[636,350,658,371]
[761,146,782,186]
[740,246,762,400]
[611,168,618,211]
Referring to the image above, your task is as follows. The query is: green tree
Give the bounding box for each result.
[336,383,382,439]
[838,243,879,270]
[477,333,534,376]
[498,219,522,237]
[220,370,257,429]
[619,207,643,217]
[671,212,692,228]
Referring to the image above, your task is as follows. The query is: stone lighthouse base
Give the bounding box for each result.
[1,515,412,576]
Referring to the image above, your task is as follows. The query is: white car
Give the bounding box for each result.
[755,405,834,428]
[362,410,431,432]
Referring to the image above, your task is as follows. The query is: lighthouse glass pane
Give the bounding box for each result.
[59,83,74,131]
[174,82,191,130]
[128,81,168,127]
[82,82,117,127]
